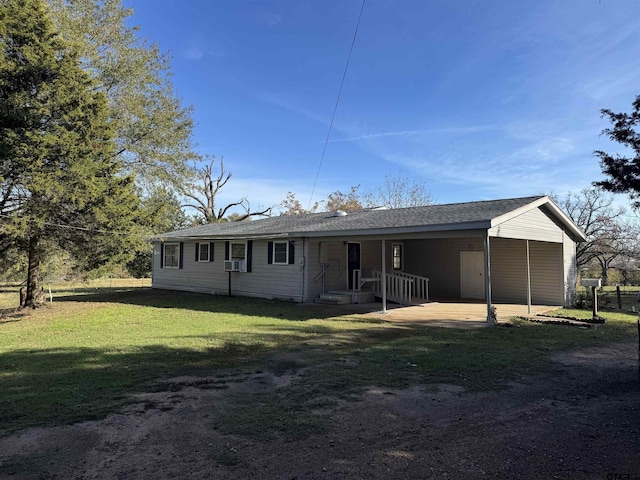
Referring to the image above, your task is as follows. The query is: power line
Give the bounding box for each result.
[308,0,366,210]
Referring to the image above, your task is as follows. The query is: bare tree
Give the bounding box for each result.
[560,187,639,285]
[279,174,434,215]
[362,174,434,208]
[181,155,272,223]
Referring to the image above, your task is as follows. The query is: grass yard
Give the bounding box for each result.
[0,285,637,435]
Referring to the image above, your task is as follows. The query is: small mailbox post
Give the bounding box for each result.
[581,278,602,320]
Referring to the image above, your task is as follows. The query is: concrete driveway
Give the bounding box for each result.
[360,300,559,328]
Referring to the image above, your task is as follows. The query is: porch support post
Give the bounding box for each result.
[526,239,532,315]
[381,239,387,313]
[484,234,494,325]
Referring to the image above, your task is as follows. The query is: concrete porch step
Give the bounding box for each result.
[315,293,352,305]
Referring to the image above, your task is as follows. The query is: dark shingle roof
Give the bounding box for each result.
[157,196,549,240]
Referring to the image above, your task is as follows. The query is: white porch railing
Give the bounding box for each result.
[313,263,330,282]
[313,263,331,293]
[371,269,430,305]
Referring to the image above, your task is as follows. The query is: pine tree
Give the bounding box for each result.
[46,0,197,191]
[595,96,640,207]
[0,0,140,306]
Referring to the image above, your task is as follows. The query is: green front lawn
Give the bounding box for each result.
[0,287,636,434]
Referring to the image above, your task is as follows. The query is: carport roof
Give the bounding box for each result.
[156,195,585,241]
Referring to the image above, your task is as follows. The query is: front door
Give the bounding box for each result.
[347,242,361,289]
[460,251,485,299]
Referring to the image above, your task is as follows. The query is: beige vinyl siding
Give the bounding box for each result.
[152,239,305,301]
[307,240,347,297]
[304,240,321,300]
[403,236,564,304]
[490,238,563,305]
[529,241,564,305]
[359,240,382,277]
[404,237,484,298]
[306,239,383,300]
[489,207,564,243]
[563,232,578,306]
[489,238,528,303]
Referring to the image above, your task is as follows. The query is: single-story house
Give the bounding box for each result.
[152,195,586,322]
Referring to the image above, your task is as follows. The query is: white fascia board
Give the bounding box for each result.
[542,199,587,241]
[154,233,290,242]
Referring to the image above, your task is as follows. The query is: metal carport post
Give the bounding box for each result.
[484,234,494,325]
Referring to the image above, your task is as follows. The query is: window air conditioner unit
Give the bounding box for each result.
[224,260,244,272]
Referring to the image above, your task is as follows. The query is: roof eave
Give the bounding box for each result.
[153,233,291,242]
[152,221,493,242]
[298,220,492,238]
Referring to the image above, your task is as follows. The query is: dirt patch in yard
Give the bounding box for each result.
[1,341,638,479]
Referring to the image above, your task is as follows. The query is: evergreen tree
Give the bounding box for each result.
[595,96,640,207]
[0,0,140,306]
[126,187,188,278]
[47,0,197,191]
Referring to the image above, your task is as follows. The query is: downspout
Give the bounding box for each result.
[381,239,387,313]
[484,234,494,325]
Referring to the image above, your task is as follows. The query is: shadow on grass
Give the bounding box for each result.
[0,340,290,433]
[0,320,428,434]
[2,314,636,435]
[52,288,377,322]
[0,309,28,323]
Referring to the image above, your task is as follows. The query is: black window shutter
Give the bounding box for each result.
[267,241,273,264]
[209,242,215,262]
[160,243,164,268]
[289,242,295,265]
[225,241,230,260]
[246,240,253,272]
[179,242,184,269]
[195,242,200,262]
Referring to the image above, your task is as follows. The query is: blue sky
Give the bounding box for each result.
[125,0,640,212]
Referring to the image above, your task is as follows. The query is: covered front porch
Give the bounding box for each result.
[307,232,571,324]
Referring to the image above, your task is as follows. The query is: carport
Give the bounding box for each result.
[309,196,586,324]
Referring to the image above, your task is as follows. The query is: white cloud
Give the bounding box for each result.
[329,125,500,143]
[182,46,205,61]
[180,35,226,61]
[261,13,283,27]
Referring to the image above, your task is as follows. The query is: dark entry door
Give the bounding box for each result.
[347,242,361,289]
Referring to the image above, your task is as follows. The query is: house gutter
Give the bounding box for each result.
[152,233,290,242]
[151,221,494,243]
[296,220,492,238]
